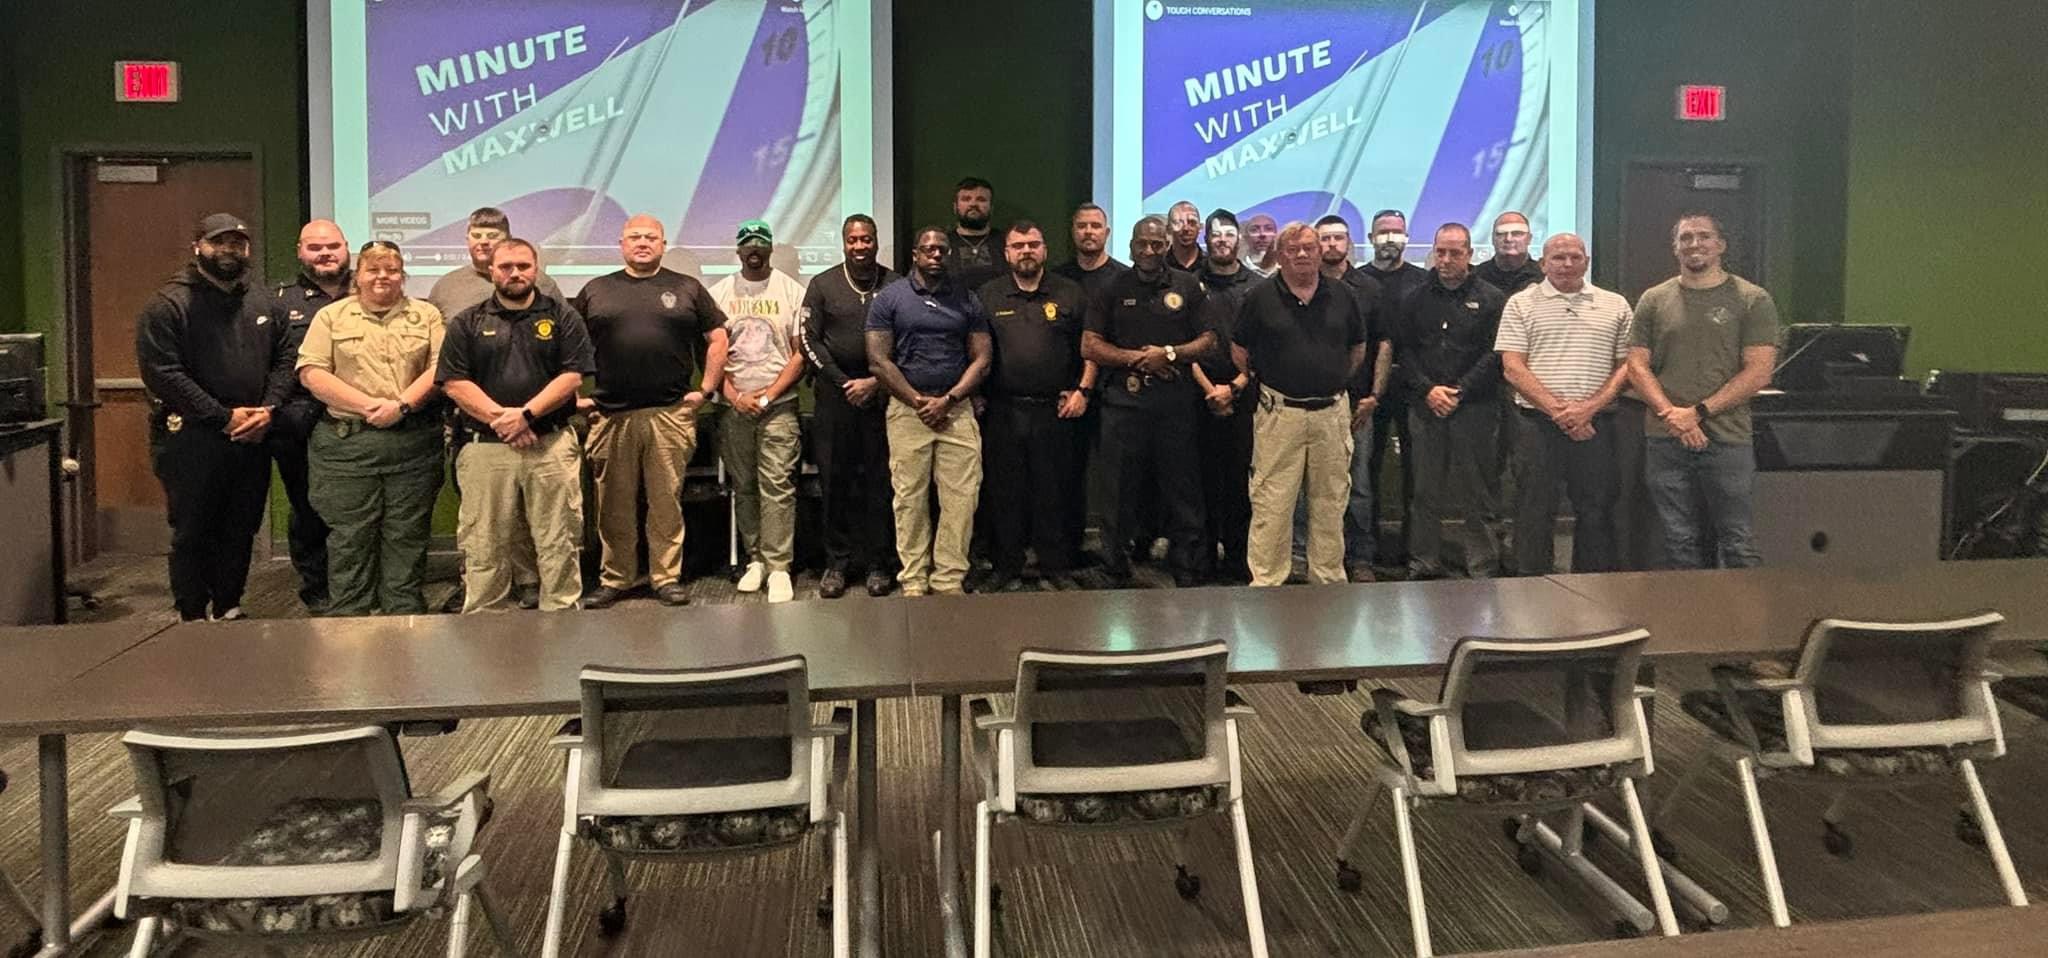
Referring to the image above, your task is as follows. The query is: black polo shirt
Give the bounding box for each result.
[979,272,1088,400]
[1235,273,1368,399]
[1167,246,1203,273]
[271,269,352,427]
[1390,273,1507,403]
[945,227,1007,292]
[1051,256,1128,302]
[1474,256,1544,298]
[572,268,724,413]
[1337,266,1388,396]
[1358,260,1430,318]
[1084,268,1213,409]
[800,263,898,387]
[437,292,596,432]
[1195,263,1258,381]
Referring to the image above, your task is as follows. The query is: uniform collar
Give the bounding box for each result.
[480,290,555,319]
[1430,271,1476,295]
[1536,279,1595,300]
[292,268,351,297]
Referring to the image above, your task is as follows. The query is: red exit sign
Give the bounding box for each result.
[1676,84,1726,122]
[115,61,181,103]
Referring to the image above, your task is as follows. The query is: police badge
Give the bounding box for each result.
[1163,291,1184,311]
[660,291,678,310]
[1043,302,1058,322]
[1125,373,1142,395]
[534,318,556,341]
[165,413,183,433]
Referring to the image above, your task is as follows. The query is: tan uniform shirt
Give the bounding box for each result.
[296,296,446,419]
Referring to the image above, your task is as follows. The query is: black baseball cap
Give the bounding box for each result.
[194,213,252,241]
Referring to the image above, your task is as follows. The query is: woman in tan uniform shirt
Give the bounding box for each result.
[296,241,447,615]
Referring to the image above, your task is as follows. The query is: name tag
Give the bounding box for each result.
[1122,298,1138,307]
[994,309,1016,317]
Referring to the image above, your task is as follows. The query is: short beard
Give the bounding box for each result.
[957,212,989,231]
[198,254,247,282]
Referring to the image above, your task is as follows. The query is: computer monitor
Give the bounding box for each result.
[1772,324,1910,392]
[0,332,47,423]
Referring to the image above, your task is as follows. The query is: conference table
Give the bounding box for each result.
[1,559,2043,957]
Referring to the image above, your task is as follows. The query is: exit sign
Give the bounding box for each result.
[115,61,181,103]
[1676,84,1726,122]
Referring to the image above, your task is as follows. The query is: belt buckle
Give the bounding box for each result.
[1125,372,1143,395]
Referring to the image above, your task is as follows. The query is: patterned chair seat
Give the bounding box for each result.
[1680,683,1972,777]
[1014,784,1229,826]
[1362,708,1622,805]
[589,805,812,853]
[138,797,457,937]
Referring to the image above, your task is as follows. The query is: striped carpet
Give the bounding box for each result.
[2,555,2045,956]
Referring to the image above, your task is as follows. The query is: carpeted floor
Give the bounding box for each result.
[3,553,2047,956]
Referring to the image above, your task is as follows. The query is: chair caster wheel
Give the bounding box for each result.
[1651,827,1678,863]
[816,891,833,928]
[1821,821,1852,857]
[1516,843,1543,876]
[1334,859,1364,894]
[1500,817,1523,843]
[1613,919,1642,939]
[1956,810,1986,848]
[1174,865,1202,901]
[597,898,628,936]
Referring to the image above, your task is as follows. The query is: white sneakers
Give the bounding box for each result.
[737,563,794,602]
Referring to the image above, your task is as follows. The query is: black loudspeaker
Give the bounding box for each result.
[0,333,48,423]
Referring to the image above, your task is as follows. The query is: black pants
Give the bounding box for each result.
[1065,404,1099,566]
[814,385,895,574]
[1368,383,1413,564]
[1610,398,1661,571]
[268,425,330,606]
[1513,408,1619,575]
[1099,399,1205,576]
[985,397,1075,577]
[154,424,272,620]
[1407,401,1500,575]
[1195,393,1254,577]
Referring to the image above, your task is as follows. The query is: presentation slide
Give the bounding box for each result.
[308,0,892,289]
[1094,0,1592,260]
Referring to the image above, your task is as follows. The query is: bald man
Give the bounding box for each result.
[571,215,731,608]
[1496,234,1634,574]
[266,219,352,611]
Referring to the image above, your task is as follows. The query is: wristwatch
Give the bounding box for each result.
[1164,344,1178,363]
[1693,402,1711,420]
[521,407,538,425]
[397,400,414,417]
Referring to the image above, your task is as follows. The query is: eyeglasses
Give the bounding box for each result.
[359,240,401,253]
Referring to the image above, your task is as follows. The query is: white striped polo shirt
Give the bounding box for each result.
[1493,279,1634,408]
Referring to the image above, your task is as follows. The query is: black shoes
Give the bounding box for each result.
[582,586,624,610]
[864,571,897,597]
[516,584,541,610]
[820,568,849,599]
[656,582,692,606]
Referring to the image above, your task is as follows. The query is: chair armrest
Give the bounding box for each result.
[1633,684,1657,700]
[1708,667,1784,758]
[547,717,583,750]
[1710,663,1800,692]
[1366,690,1428,788]
[109,797,143,820]
[1225,687,1256,719]
[810,705,854,738]
[1979,670,2005,685]
[968,696,1013,731]
[402,771,491,814]
[1370,686,1446,717]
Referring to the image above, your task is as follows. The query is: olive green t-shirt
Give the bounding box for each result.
[1628,275,1779,443]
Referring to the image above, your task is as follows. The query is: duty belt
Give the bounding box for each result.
[1259,384,1343,412]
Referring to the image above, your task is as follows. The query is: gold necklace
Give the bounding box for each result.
[843,263,879,304]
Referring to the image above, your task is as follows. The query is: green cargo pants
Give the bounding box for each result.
[308,416,444,615]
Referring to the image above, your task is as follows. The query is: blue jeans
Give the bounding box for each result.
[1294,414,1374,565]
[1644,436,1761,569]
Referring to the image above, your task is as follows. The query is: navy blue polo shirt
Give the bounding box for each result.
[865,272,989,396]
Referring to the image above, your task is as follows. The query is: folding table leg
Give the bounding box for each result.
[938,696,968,958]
[37,735,69,955]
[856,698,880,958]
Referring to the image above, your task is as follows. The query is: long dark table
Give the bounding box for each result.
[6,559,2047,957]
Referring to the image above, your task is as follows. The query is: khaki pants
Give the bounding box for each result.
[456,429,585,612]
[885,398,982,594]
[1247,387,1352,587]
[719,402,801,571]
[588,400,698,589]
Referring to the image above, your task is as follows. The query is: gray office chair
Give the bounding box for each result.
[1,769,42,958]
[108,725,508,956]
[965,641,1268,958]
[1681,611,2027,927]
[541,657,853,957]
[1340,628,1678,956]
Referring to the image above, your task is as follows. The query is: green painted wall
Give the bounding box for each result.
[5,0,304,398]
[0,7,24,332]
[1844,0,2048,375]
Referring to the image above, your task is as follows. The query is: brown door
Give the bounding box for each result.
[68,154,262,555]
[1618,162,1765,304]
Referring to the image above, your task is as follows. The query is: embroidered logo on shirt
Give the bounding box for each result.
[1163,291,1184,311]
[256,315,271,325]
[1122,298,1138,307]
[994,309,1017,317]
[1465,301,1479,310]
[1043,303,1059,322]
[660,291,678,310]
[534,317,557,341]
[1709,306,1732,326]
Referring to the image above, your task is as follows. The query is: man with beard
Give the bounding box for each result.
[1082,216,1217,588]
[866,227,994,596]
[1357,209,1431,566]
[1050,203,1128,568]
[425,206,558,611]
[437,238,595,612]
[1304,214,1390,581]
[1626,212,1779,569]
[267,219,350,611]
[801,214,900,598]
[977,221,1093,593]
[708,220,808,604]
[1392,224,1508,579]
[1190,210,1257,583]
[573,215,730,609]
[137,213,295,621]
[1474,211,1544,569]
[944,177,1006,291]
[1166,200,1204,272]
[1243,212,1280,275]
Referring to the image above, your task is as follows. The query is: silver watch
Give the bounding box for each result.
[1164,344,1178,363]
